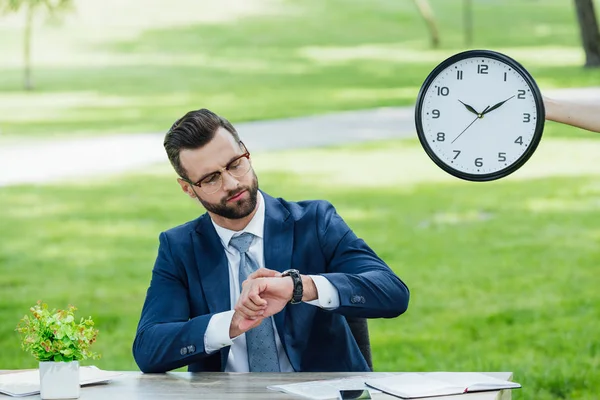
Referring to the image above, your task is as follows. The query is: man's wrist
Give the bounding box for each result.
[229,312,244,339]
[543,97,553,121]
[300,275,317,302]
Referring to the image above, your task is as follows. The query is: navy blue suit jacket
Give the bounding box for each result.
[133,191,409,373]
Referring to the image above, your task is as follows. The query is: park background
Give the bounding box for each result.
[1,1,599,399]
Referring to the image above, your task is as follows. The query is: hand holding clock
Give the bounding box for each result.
[544,95,600,133]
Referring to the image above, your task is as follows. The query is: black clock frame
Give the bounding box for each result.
[414,49,545,182]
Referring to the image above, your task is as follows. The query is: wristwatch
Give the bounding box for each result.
[281,269,303,304]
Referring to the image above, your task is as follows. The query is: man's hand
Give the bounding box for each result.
[230,276,292,335]
[247,267,282,280]
[236,277,293,322]
[238,269,319,318]
[230,269,320,336]
[228,269,284,337]
[229,310,263,338]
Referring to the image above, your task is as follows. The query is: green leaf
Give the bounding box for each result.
[16,301,100,362]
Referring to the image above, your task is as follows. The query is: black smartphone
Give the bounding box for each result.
[338,389,372,400]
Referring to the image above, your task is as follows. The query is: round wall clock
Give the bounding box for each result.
[414,49,545,181]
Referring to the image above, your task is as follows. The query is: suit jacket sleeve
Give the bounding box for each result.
[316,201,410,318]
[132,232,215,373]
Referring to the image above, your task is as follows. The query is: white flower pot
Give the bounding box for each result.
[39,361,80,399]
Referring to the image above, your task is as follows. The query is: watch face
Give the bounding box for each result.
[415,50,544,181]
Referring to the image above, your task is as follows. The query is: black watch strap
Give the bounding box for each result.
[281,269,303,304]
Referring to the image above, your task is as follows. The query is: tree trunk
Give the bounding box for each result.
[414,0,440,48]
[573,0,600,67]
[24,3,34,90]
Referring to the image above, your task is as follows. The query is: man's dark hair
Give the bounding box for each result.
[164,109,240,180]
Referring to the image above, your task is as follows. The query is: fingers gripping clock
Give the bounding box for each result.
[415,50,545,181]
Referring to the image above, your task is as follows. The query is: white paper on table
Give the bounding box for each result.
[0,366,122,397]
[267,373,397,400]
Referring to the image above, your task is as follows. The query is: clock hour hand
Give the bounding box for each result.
[458,100,480,116]
[481,95,515,116]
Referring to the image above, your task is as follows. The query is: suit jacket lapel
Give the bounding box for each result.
[262,192,295,367]
[193,214,231,370]
[193,214,231,313]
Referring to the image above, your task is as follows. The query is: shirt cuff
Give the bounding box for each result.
[305,275,340,310]
[204,310,236,354]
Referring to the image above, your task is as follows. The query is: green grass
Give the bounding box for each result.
[0,0,597,138]
[1,130,600,399]
[1,1,600,398]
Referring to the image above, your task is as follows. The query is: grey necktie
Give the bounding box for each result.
[229,232,281,372]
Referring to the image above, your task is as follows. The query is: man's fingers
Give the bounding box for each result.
[238,296,266,312]
[247,268,282,280]
[240,282,268,308]
[249,292,267,307]
[235,302,264,319]
[236,284,267,319]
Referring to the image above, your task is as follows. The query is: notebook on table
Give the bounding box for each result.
[364,372,521,399]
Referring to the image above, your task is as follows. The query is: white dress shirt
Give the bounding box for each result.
[204,191,341,372]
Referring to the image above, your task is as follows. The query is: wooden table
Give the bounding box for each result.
[0,371,514,400]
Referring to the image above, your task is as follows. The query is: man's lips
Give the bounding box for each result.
[227,190,246,202]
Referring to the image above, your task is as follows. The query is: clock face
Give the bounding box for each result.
[415,50,544,181]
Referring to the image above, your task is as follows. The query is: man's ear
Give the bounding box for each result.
[177,178,197,198]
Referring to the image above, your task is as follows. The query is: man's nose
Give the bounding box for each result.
[221,171,240,191]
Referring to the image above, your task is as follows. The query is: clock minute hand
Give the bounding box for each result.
[451,116,479,144]
[451,105,490,144]
[481,95,515,116]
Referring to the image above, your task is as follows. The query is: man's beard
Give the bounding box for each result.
[197,172,259,220]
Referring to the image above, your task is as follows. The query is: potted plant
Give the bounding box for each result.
[15,301,100,400]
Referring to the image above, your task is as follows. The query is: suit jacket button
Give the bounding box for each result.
[351,295,360,304]
[180,347,188,355]
[188,345,196,353]
[360,296,366,304]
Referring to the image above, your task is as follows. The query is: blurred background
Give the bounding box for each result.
[1,1,599,399]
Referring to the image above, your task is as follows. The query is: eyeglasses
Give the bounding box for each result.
[184,142,252,195]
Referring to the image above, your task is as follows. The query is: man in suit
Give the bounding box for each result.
[132,109,410,373]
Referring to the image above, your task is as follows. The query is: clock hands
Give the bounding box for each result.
[458,100,480,116]
[451,116,479,144]
[451,105,489,144]
[481,95,515,116]
[451,94,515,144]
